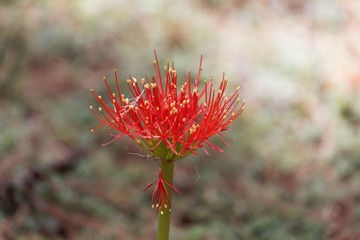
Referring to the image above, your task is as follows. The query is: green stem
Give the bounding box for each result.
[158,160,174,240]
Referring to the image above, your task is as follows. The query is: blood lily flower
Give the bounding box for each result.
[90,52,244,161]
[90,51,245,240]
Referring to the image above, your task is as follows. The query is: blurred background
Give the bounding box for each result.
[1,0,360,239]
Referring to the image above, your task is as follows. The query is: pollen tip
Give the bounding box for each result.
[114,68,116,72]
[152,204,154,209]
[89,106,93,110]
[236,86,240,90]
[98,95,102,100]
[103,76,106,80]
[90,88,94,92]
[90,129,94,132]
[160,211,164,215]
[164,204,168,208]
[136,139,141,144]
[98,107,102,112]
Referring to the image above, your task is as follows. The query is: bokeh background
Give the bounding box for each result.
[1,0,360,239]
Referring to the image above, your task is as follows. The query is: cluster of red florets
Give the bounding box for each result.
[90,52,245,212]
[90,52,244,161]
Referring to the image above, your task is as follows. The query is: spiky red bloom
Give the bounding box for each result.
[143,168,181,214]
[90,52,245,160]
[90,52,245,211]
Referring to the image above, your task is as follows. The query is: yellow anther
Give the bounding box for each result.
[98,95,102,100]
[89,106,93,110]
[90,88,94,92]
[127,79,132,84]
[136,139,141,144]
[132,77,137,83]
[160,211,164,215]
[164,204,168,208]
[98,107,102,112]
[152,204,154,209]
[91,129,94,132]
[112,93,116,97]
[144,83,150,89]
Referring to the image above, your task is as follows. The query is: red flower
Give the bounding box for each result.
[90,52,245,159]
[90,51,245,211]
[143,168,181,214]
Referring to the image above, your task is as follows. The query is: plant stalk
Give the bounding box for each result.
[157,160,174,240]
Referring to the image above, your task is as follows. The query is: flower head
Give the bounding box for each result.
[90,52,245,160]
[90,51,245,212]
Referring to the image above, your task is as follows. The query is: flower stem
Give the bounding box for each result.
[158,160,174,240]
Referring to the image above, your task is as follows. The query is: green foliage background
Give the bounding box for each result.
[1,0,360,239]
